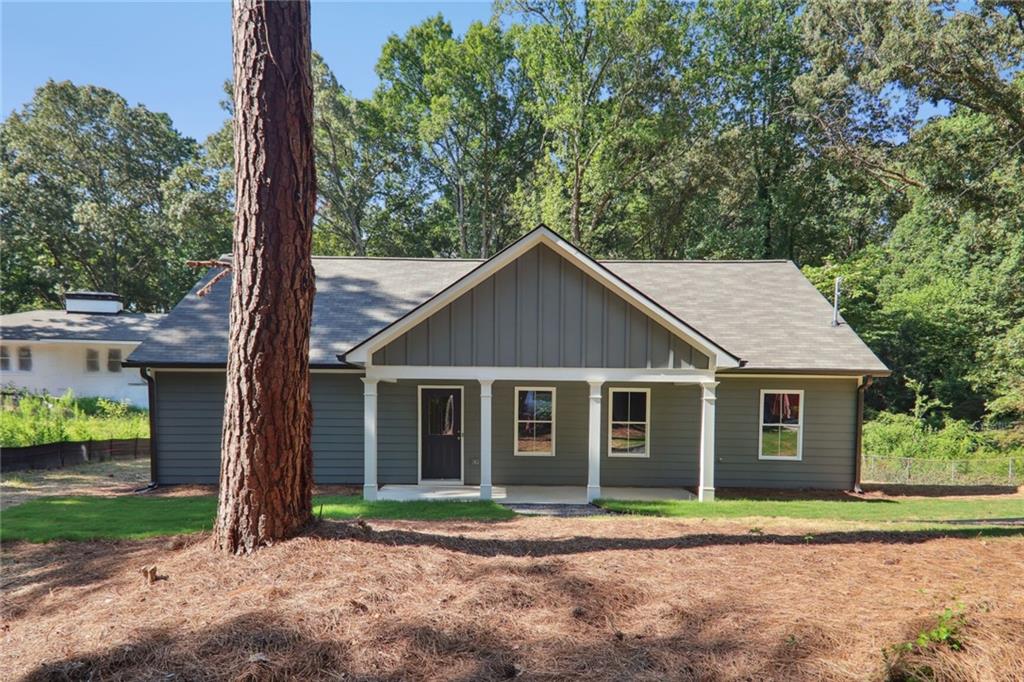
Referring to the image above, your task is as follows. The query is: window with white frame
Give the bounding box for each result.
[86,349,100,372]
[515,387,555,456]
[0,346,9,371]
[17,347,32,371]
[609,388,650,457]
[759,389,803,460]
[107,348,122,372]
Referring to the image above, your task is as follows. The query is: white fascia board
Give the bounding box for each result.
[3,339,141,346]
[344,226,740,368]
[365,365,714,383]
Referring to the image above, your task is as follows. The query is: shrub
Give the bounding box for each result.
[864,412,1022,460]
[0,390,148,447]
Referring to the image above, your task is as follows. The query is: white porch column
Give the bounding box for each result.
[479,379,494,500]
[362,378,379,501]
[587,380,603,502]
[698,381,719,502]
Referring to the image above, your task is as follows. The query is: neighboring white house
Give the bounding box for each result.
[0,292,163,407]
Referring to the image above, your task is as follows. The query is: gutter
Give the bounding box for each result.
[140,367,159,488]
[852,375,874,493]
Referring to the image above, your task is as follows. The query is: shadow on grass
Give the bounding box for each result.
[321,521,1024,559]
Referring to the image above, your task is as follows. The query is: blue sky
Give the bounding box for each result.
[1,1,492,142]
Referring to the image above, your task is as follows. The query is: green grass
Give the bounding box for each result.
[595,496,1024,524]
[0,494,515,543]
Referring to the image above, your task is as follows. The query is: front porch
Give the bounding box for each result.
[377,484,695,504]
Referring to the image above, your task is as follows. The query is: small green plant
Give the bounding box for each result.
[884,604,967,680]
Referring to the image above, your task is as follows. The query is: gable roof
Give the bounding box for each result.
[1,310,164,343]
[126,230,888,375]
[342,226,740,368]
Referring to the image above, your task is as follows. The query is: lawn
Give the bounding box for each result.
[0,494,515,542]
[596,495,1024,524]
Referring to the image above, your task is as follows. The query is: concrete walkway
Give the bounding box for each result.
[376,484,694,505]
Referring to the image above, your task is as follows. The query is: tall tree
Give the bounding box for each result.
[213,0,317,554]
[0,81,199,312]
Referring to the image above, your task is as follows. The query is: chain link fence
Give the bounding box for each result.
[862,455,1023,486]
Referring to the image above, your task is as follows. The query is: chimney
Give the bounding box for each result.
[64,291,123,315]
[831,277,843,327]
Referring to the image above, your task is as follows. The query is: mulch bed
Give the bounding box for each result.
[2,516,1022,681]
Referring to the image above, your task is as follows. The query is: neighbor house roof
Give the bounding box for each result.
[0,310,165,343]
[126,246,887,375]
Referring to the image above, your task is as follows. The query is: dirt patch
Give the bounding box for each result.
[2,516,1022,680]
[0,458,151,509]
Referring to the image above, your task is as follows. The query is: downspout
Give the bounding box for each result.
[139,367,159,491]
[852,375,873,493]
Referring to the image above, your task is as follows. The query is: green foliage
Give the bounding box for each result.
[884,604,967,680]
[0,390,148,447]
[863,412,1023,461]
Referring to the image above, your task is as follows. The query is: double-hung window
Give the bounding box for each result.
[609,388,650,457]
[107,348,122,373]
[0,346,9,371]
[86,349,100,372]
[515,387,555,456]
[17,347,32,371]
[759,389,803,460]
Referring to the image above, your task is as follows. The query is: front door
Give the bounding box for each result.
[421,388,462,480]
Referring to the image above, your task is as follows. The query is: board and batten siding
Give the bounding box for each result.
[153,371,364,485]
[714,377,858,489]
[372,244,709,370]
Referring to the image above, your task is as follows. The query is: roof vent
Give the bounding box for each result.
[64,291,123,315]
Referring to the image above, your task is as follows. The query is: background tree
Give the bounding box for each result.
[0,80,216,313]
[213,0,317,554]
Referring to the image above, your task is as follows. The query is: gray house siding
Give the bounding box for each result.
[714,377,858,489]
[600,383,701,487]
[377,380,480,485]
[151,372,858,491]
[373,244,709,370]
[153,371,365,485]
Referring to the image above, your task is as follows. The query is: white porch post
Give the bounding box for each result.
[479,379,494,500]
[587,380,603,502]
[362,378,379,501]
[698,381,718,502]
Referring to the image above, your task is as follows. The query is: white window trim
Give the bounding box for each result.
[608,387,652,458]
[514,386,556,457]
[758,389,804,461]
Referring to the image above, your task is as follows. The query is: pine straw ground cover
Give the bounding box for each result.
[2,517,1023,681]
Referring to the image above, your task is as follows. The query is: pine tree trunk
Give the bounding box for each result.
[214,0,316,554]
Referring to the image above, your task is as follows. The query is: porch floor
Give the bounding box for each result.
[376,484,695,504]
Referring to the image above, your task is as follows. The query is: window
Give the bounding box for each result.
[759,390,803,460]
[0,346,9,372]
[86,349,100,372]
[17,347,32,371]
[609,388,650,457]
[515,387,555,456]
[107,348,122,373]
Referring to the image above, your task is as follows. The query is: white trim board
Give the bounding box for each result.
[417,384,466,484]
[367,365,714,383]
[343,226,740,369]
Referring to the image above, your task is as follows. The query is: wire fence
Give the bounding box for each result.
[862,455,1023,487]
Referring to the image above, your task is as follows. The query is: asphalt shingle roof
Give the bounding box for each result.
[1,310,164,343]
[126,255,886,374]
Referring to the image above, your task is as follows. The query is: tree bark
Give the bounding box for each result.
[213,0,316,554]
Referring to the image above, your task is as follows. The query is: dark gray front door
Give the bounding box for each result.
[421,388,461,480]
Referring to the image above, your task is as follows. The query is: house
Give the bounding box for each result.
[126,226,888,502]
[0,292,163,406]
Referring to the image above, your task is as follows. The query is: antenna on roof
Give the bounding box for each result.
[831,276,843,327]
